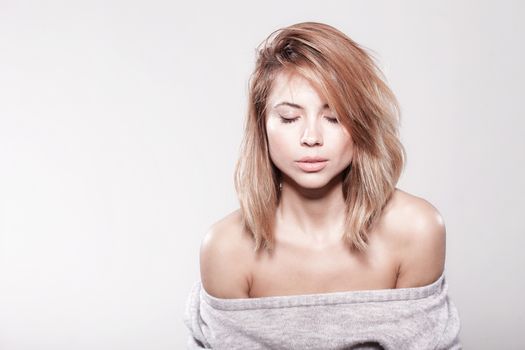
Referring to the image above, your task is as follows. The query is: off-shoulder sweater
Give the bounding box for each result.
[183,271,461,349]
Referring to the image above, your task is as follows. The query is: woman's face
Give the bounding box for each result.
[265,71,354,190]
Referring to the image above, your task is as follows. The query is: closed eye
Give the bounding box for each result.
[325,117,339,124]
[279,115,299,124]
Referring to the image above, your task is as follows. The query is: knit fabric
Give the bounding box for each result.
[183,271,461,349]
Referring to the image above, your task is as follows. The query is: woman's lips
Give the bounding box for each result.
[295,160,328,172]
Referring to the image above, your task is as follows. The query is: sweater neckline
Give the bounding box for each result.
[199,271,446,310]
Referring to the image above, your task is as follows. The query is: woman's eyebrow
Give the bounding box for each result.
[273,102,330,110]
[273,101,303,109]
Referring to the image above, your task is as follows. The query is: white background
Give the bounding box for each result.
[1,1,524,349]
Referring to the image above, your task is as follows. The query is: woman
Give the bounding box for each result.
[184,22,461,349]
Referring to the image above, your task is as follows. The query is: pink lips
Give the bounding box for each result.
[295,156,328,172]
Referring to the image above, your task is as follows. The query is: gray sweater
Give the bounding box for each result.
[183,271,461,349]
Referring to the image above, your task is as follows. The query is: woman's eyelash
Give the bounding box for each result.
[279,115,339,124]
[279,116,299,124]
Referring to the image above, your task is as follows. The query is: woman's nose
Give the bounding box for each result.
[300,123,323,146]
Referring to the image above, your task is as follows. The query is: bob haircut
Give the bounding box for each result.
[234,22,406,254]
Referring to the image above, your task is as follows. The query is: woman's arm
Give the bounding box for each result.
[394,197,447,288]
[199,213,252,299]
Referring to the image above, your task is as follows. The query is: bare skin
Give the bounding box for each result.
[199,72,446,299]
[200,188,445,299]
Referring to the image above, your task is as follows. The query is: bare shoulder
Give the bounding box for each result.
[199,208,254,299]
[382,188,446,288]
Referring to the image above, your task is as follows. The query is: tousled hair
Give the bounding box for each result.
[234,22,406,254]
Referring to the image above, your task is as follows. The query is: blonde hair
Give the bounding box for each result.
[234,22,406,253]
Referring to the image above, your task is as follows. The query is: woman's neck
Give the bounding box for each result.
[276,175,347,244]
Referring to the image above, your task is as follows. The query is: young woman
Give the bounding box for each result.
[184,22,461,349]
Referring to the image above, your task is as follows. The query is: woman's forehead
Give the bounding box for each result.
[267,71,328,109]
